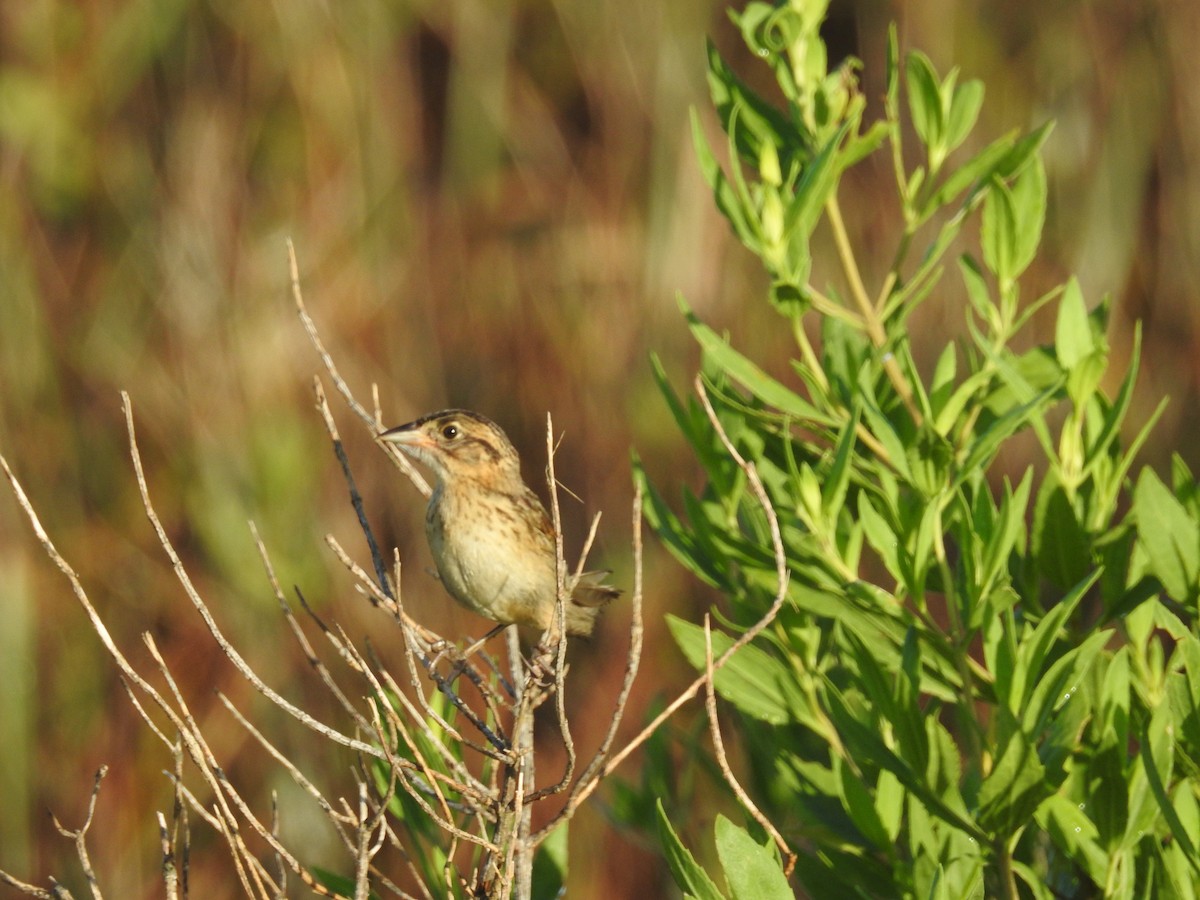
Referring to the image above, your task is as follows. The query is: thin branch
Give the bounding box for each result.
[537,412,576,796]
[119,393,387,762]
[156,812,179,900]
[47,765,107,900]
[703,617,796,877]
[287,237,429,496]
[538,375,792,837]
[824,195,922,425]
[531,480,645,837]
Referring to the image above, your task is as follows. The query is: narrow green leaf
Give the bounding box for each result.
[684,302,833,425]
[822,405,860,519]
[856,366,913,481]
[1081,324,1141,482]
[1134,468,1200,601]
[667,616,803,724]
[782,122,850,242]
[714,816,793,900]
[979,470,1032,596]
[928,131,1016,213]
[1011,863,1058,900]
[691,108,760,250]
[1031,477,1091,590]
[1141,713,1200,875]
[929,343,957,416]
[957,384,1057,483]
[1010,156,1046,277]
[885,24,900,116]
[981,177,1016,283]
[944,79,984,152]
[531,823,568,900]
[705,39,806,167]
[1009,569,1099,714]
[1036,794,1109,885]
[976,721,1048,835]
[1055,277,1095,371]
[1125,707,1175,849]
[1023,629,1110,738]
[835,756,892,850]
[876,768,905,842]
[859,493,902,581]
[994,120,1055,180]
[637,464,725,588]
[656,800,727,900]
[905,51,944,154]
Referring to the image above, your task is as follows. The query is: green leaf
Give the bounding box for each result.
[1032,476,1091,590]
[822,405,860,519]
[1125,705,1176,849]
[1010,156,1046,277]
[976,718,1048,834]
[714,816,793,900]
[657,800,727,900]
[1055,277,1095,371]
[929,343,957,414]
[906,51,944,155]
[1141,712,1200,876]
[1134,468,1200,601]
[1009,569,1099,714]
[1037,795,1109,885]
[691,108,760,251]
[859,493,902,581]
[981,177,1016,283]
[638,465,725,588]
[782,122,851,244]
[684,301,834,425]
[531,823,568,900]
[704,39,807,168]
[994,120,1055,180]
[668,616,803,724]
[944,79,984,153]
[885,24,900,115]
[875,768,905,843]
[928,131,1016,213]
[856,366,913,482]
[978,471,1032,598]
[311,868,382,900]
[1012,863,1058,900]
[956,383,1057,484]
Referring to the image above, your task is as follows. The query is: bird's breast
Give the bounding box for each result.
[424,488,556,629]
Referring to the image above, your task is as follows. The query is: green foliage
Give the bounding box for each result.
[657,802,793,900]
[647,2,1200,897]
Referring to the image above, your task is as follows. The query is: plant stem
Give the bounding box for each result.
[825,194,923,426]
[509,628,534,900]
[996,837,1018,900]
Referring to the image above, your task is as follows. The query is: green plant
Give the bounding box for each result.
[640,1,1200,897]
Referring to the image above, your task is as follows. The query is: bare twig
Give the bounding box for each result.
[313,378,402,598]
[536,413,576,798]
[287,238,429,496]
[46,765,107,900]
[702,617,797,877]
[156,812,178,900]
[539,375,792,828]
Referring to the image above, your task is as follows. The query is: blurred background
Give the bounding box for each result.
[1,0,1198,896]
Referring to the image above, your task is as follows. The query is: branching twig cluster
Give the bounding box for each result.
[0,243,796,898]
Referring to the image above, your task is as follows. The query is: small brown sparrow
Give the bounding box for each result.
[381,410,619,638]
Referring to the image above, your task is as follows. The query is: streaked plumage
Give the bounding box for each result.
[381,409,618,637]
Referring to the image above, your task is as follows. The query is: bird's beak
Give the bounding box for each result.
[380,423,430,449]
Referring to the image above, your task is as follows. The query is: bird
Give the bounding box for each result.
[380,409,619,639]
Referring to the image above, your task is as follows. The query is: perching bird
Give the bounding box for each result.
[381,409,619,638]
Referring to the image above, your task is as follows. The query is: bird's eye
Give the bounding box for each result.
[441,424,459,440]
